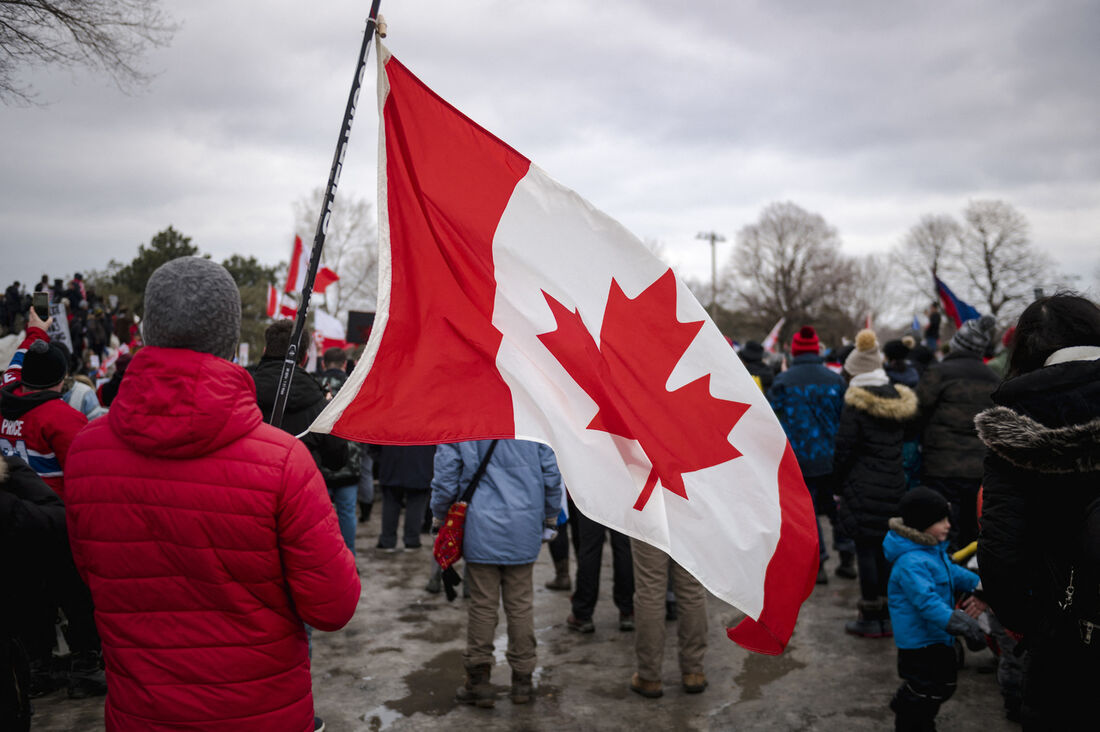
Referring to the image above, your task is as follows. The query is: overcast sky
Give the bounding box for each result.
[3,0,1098,308]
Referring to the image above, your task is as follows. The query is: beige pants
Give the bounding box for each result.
[631,538,707,681]
[464,562,536,674]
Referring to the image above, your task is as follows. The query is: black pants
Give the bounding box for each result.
[378,485,430,548]
[922,476,980,550]
[570,510,633,620]
[855,536,891,603]
[892,644,957,732]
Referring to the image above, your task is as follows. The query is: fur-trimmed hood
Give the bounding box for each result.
[976,406,1100,473]
[844,383,918,421]
[886,516,939,546]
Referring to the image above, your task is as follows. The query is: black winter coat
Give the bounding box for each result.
[247,358,347,472]
[835,383,918,541]
[916,351,999,479]
[976,357,1100,638]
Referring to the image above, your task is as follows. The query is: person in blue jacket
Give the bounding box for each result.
[430,439,562,709]
[884,487,987,731]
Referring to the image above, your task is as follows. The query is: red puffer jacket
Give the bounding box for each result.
[65,347,360,731]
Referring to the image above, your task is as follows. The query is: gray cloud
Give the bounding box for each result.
[2,0,1096,305]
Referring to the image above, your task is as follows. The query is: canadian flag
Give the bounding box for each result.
[312,45,817,653]
[285,235,340,295]
[762,317,786,354]
[267,284,299,320]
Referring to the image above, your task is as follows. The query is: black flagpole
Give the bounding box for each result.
[270,0,384,429]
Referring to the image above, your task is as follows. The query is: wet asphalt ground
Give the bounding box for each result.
[32,514,1016,731]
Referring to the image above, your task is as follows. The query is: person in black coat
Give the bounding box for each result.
[976,293,1100,728]
[738,340,775,391]
[373,444,437,551]
[248,320,346,473]
[916,315,1000,549]
[835,330,918,638]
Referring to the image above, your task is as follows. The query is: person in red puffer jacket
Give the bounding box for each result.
[65,257,360,732]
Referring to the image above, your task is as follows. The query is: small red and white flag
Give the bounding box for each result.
[311,45,817,654]
[313,309,349,351]
[285,235,340,295]
[266,283,279,318]
[762,317,786,354]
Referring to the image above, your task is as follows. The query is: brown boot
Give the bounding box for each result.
[456,664,495,708]
[682,672,708,694]
[630,672,663,699]
[510,670,533,704]
[544,558,571,591]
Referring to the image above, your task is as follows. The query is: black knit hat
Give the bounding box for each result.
[900,487,950,532]
[21,340,68,389]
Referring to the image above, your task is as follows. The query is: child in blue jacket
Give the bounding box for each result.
[883,487,987,731]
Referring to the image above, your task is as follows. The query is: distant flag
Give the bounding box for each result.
[313,309,349,351]
[863,313,873,330]
[934,275,981,328]
[266,284,279,318]
[285,235,341,295]
[762,317,786,354]
[309,45,817,654]
[911,314,921,333]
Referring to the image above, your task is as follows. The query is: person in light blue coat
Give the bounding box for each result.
[883,487,986,731]
[430,439,562,708]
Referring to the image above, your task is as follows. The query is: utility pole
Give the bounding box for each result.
[696,231,725,317]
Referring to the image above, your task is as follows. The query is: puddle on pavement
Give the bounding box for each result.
[734,643,807,702]
[385,647,465,719]
[363,704,403,731]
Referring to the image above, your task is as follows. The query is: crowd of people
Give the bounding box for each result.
[2,259,1098,731]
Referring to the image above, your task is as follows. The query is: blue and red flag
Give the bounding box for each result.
[934,275,981,328]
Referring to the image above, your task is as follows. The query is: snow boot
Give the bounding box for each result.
[845,599,892,638]
[544,559,571,591]
[456,664,495,708]
[835,551,857,579]
[510,671,533,704]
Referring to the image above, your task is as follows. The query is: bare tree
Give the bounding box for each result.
[293,188,379,319]
[895,213,961,302]
[0,0,175,103]
[839,253,907,329]
[957,200,1051,322]
[722,201,856,345]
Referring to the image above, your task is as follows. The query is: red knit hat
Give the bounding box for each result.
[791,325,819,356]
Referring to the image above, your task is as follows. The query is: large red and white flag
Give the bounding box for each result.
[285,235,340,295]
[312,45,817,653]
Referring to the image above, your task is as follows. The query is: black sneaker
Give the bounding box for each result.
[314,716,325,731]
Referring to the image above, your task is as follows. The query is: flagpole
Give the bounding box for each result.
[270,0,384,429]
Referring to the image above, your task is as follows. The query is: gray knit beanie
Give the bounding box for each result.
[950,314,996,356]
[142,257,241,360]
[844,329,883,376]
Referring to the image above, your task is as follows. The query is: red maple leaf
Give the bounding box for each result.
[538,269,750,511]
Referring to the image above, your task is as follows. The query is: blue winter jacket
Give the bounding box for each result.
[884,518,980,649]
[766,354,846,477]
[430,439,563,565]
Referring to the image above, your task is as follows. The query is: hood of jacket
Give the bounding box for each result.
[843,383,917,421]
[0,382,63,420]
[976,358,1100,473]
[107,346,262,459]
[882,516,944,563]
[249,357,326,415]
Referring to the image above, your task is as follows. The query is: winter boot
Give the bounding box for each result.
[510,670,533,704]
[835,551,857,579]
[816,561,829,585]
[67,650,107,699]
[456,664,495,708]
[845,599,891,638]
[544,558,571,591]
[358,501,372,524]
